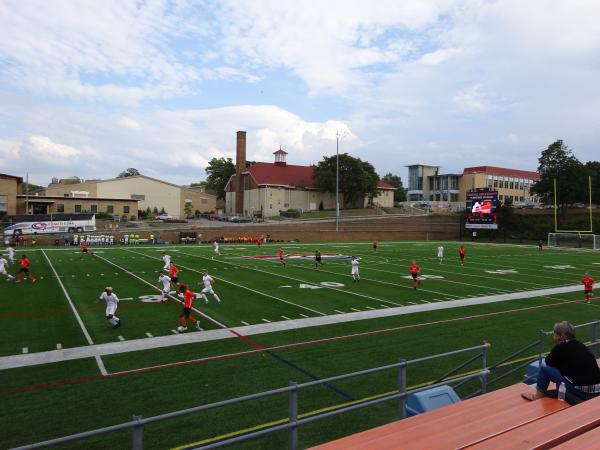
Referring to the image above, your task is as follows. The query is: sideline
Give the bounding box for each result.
[40,250,107,376]
[1,282,596,371]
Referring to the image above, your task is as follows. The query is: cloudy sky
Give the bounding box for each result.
[1,0,599,187]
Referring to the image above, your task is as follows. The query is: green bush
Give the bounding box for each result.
[279,209,301,218]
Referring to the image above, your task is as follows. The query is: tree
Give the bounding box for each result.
[497,197,515,231]
[313,153,379,208]
[530,140,585,214]
[381,173,407,202]
[205,157,236,200]
[117,168,141,178]
[584,161,600,205]
[22,182,44,194]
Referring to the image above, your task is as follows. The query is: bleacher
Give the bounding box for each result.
[312,381,600,449]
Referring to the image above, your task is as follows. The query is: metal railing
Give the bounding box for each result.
[12,343,490,450]
[484,320,600,391]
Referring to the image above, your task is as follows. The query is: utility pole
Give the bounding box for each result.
[336,132,340,232]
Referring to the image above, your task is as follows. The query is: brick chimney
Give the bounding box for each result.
[235,131,246,215]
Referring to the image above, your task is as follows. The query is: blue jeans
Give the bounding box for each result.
[536,362,573,393]
[537,362,598,400]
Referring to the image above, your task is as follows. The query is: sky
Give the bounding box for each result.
[1,0,600,187]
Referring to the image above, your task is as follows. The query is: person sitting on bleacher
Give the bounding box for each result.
[522,321,600,402]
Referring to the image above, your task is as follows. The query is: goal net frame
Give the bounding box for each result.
[547,232,599,250]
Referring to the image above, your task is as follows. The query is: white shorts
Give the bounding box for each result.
[201,286,215,295]
[105,302,118,317]
[0,266,6,275]
[162,286,170,294]
[163,263,170,270]
[351,269,359,275]
[438,253,443,258]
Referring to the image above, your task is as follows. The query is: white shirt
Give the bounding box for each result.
[437,246,444,255]
[0,257,6,269]
[162,255,171,264]
[213,242,219,249]
[158,274,171,289]
[99,292,119,304]
[351,259,359,271]
[202,274,214,288]
[7,247,14,257]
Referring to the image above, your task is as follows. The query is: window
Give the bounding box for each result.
[123,206,130,214]
[130,194,145,200]
[0,195,7,212]
[509,182,514,189]
[493,181,498,188]
[56,204,64,213]
[90,205,97,213]
[64,194,69,197]
[504,181,509,188]
[107,205,114,214]
[74,204,82,213]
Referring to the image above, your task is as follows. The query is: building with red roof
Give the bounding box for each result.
[225,132,396,217]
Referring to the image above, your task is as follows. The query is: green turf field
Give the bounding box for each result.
[1,240,599,449]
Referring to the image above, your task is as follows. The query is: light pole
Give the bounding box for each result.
[336,132,340,232]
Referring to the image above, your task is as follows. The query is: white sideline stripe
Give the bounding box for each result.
[146,333,153,338]
[118,336,125,342]
[124,248,327,317]
[4,282,595,371]
[22,347,28,354]
[41,250,108,376]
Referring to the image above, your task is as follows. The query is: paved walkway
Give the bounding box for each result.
[1,283,595,371]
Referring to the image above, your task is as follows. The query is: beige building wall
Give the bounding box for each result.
[0,176,21,215]
[459,173,538,204]
[180,188,216,216]
[96,177,179,216]
[228,188,337,217]
[43,181,99,197]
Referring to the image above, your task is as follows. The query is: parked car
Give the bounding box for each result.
[156,213,173,220]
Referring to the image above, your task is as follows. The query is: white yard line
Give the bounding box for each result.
[179,250,408,307]
[56,343,62,350]
[118,336,125,341]
[22,347,28,354]
[146,333,153,338]
[93,253,228,329]
[41,249,107,376]
[123,248,327,317]
[261,318,271,323]
[241,321,250,326]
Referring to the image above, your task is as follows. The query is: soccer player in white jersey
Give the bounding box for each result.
[96,287,121,328]
[351,256,360,282]
[0,254,14,280]
[162,252,171,270]
[6,245,15,264]
[200,269,222,304]
[437,244,444,264]
[212,241,220,257]
[157,270,171,303]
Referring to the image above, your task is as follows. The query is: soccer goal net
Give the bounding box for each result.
[548,233,599,250]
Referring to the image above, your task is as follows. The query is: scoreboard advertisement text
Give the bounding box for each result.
[465,190,498,229]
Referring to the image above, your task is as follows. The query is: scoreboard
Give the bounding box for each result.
[465,190,498,229]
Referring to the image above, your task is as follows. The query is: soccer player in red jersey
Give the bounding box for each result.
[409,261,421,289]
[279,247,286,267]
[80,240,91,258]
[15,255,36,283]
[178,284,201,332]
[372,240,378,252]
[169,262,180,288]
[581,272,595,303]
[459,246,466,266]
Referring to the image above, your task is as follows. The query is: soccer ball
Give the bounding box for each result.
[177,326,185,333]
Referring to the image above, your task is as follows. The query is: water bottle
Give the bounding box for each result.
[558,382,566,401]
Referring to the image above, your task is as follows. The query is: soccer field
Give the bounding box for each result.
[1,240,599,449]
